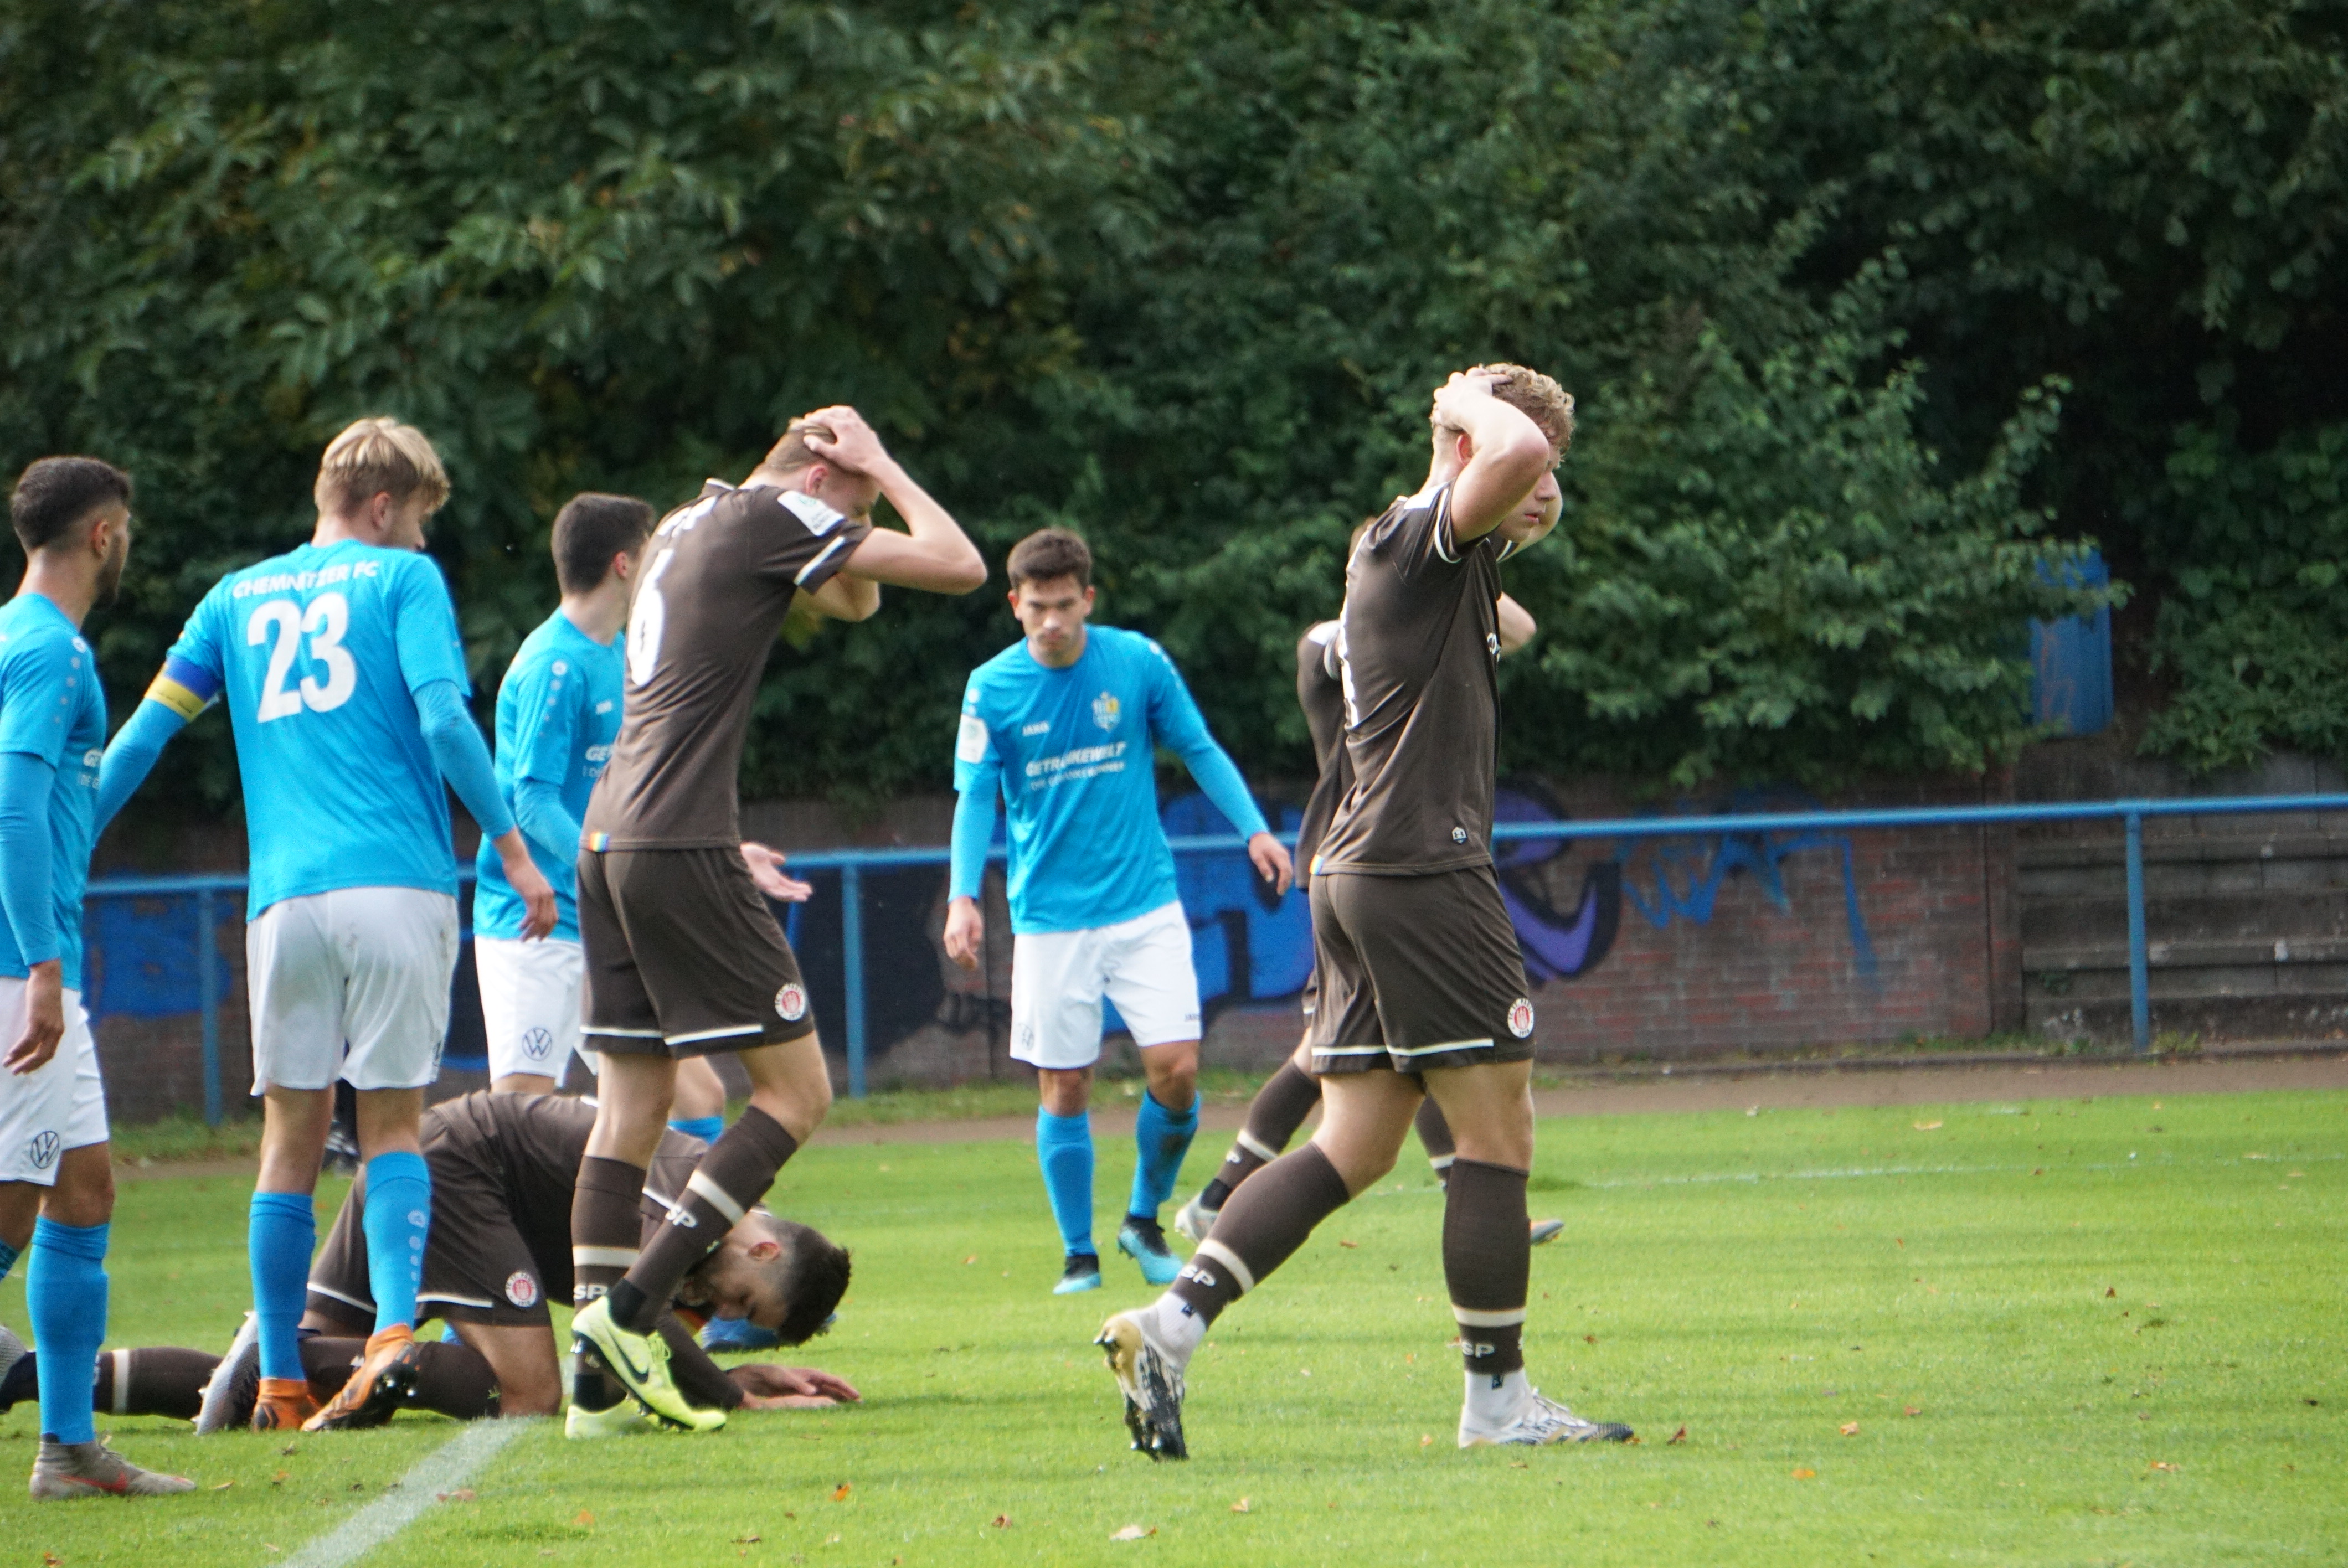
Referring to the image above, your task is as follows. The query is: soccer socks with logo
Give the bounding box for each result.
[668,1115,724,1144]
[27,1218,107,1443]
[1199,1060,1320,1210]
[1414,1097,1458,1186]
[1036,1109,1095,1257]
[360,1151,431,1334]
[611,1106,799,1334]
[248,1191,316,1383]
[1444,1158,1531,1379]
[569,1155,647,1410]
[1127,1087,1198,1224]
[1167,1143,1351,1335]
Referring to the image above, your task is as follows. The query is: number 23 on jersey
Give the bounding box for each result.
[247,592,358,720]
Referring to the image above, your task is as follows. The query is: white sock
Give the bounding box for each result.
[1464,1368,1530,1427]
[1145,1293,1208,1369]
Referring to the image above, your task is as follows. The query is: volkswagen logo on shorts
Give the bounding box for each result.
[521,1026,554,1061]
[1507,998,1536,1039]
[27,1131,60,1170]
[505,1271,540,1308]
[775,983,807,1022]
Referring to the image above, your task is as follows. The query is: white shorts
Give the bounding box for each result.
[0,980,107,1183]
[247,887,460,1092]
[475,935,585,1084]
[1010,900,1201,1070]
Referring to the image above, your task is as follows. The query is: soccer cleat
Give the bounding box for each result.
[195,1313,261,1435]
[1172,1194,1218,1245]
[569,1297,725,1433]
[1095,1309,1187,1461]
[1116,1216,1182,1287]
[30,1437,195,1500]
[250,1376,320,1433]
[1459,1386,1634,1447]
[564,1397,653,1440]
[1053,1252,1103,1296]
[305,1323,423,1431]
[1528,1219,1564,1247]
[0,1323,25,1383]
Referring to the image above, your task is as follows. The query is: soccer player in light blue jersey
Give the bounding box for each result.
[475,494,648,1096]
[944,529,1293,1295]
[97,419,556,1435]
[1,456,193,1499]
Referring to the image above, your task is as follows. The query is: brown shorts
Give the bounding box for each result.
[579,847,817,1058]
[306,1134,554,1330]
[1306,864,1536,1076]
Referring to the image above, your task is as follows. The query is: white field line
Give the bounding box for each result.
[278,1417,537,1568]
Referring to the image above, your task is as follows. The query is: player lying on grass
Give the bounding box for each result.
[944,528,1293,1296]
[64,1090,853,1433]
[1175,594,1562,1248]
[1101,365,1634,1457]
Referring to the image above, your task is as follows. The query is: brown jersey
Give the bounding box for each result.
[1311,484,1506,876]
[1293,621,1350,872]
[584,480,871,849]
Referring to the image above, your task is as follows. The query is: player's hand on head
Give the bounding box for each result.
[797,406,890,477]
[1247,832,1295,896]
[1430,368,1501,427]
[742,842,815,902]
[4,961,65,1075]
[943,896,985,972]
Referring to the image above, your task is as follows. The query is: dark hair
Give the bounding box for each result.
[771,1220,852,1347]
[552,493,656,594]
[1007,527,1092,591]
[11,457,132,554]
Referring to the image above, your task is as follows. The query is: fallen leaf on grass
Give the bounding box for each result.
[825,1532,842,1544]
[1791,1469,1816,1480]
[831,1483,852,1502]
[1110,1524,1155,1541]
[575,1510,595,1526]
[1229,1499,1250,1513]
[991,1515,1011,1529]
[1583,1334,1597,1344]
[1419,1435,1433,1448]
[280,1443,300,1457]
[44,1555,62,1566]
[734,1534,763,1545]
[1337,1239,1357,1249]
[210,1480,235,1491]
[1904,1407,1921,1417]
[962,1255,977,1266]
[1508,1460,1530,1469]
[2149,1462,2180,1472]
[271,1471,290,1486]
[1667,1427,1688,1445]
[437,1489,476,1503]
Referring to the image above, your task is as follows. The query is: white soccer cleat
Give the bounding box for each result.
[30,1438,195,1500]
[1095,1309,1187,1461]
[1172,1193,1218,1245]
[1459,1385,1633,1447]
[194,1313,260,1436]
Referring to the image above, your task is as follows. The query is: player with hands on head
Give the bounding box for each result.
[0,456,194,1499]
[98,418,557,1437]
[564,405,981,1438]
[945,528,1293,1297]
[1099,364,1631,1460]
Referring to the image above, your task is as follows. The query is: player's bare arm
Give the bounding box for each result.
[801,574,880,623]
[1430,372,1555,543]
[1496,592,1537,657]
[3,958,64,1075]
[741,842,815,902]
[797,406,986,593]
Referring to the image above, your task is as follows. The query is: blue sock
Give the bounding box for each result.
[361,1152,431,1335]
[1036,1109,1095,1257]
[249,1191,317,1381]
[668,1115,724,1144]
[27,1218,108,1443]
[0,1236,18,1285]
[1128,1089,1201,1222]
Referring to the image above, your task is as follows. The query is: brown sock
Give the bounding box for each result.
[570,1155,647,1408]
[1444,1158,1530,1376]
[298,1337,368,1406]
[1414,1097,1458,1185]
[614,1106,799,1333]
[656,1314,744,1413]
[90,1347,220,1421]
[1201,1061,1321,1210]
[401,1340,502,1420]
[1171,1142,1350,1325]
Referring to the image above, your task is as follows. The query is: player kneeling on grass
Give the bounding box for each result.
[1100,366,1633,1457]
[0,1092,856,1433]
[944,529,1293,1296]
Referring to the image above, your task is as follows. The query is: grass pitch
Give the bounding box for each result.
[4,1086,2342,1566]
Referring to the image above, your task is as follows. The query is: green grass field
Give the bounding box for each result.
[5,1086,2343,1566]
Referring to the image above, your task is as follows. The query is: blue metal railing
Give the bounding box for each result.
[84,791,2348,1122]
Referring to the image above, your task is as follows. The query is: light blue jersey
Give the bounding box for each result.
[951,626,1269,935]
[0,594,105,988]
[153,541,473,918]
[473,610,623,942]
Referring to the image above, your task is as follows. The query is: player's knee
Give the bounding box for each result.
[45,1146,114,1226]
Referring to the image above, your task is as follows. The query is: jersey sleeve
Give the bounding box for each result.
[148,593,228,722]
[0,635,90,766]
[390,556,473,698]
[511,655,583,788]
[1144,638,1270,838]
[754,489,874,596]
[1376,485,1465,579]
[951,675,1001,796]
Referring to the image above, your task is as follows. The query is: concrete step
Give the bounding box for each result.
[2024,961,2348,1003]
[2028,935,2348,972]
[2020,828,2348,868]
[2020,855,2348,900]
[2022,889,2348,947]
[2028,993,2348,1043]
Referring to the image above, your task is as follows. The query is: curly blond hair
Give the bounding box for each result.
[1434,363,1575,454]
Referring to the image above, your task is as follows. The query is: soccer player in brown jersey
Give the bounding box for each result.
[1100,365,1635,1457]
[565,406,984,1436]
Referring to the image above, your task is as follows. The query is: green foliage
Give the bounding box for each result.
[24,0,2344,817]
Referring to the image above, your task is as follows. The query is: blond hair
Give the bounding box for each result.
[314,417,451,517]
[1438,363,1576,454]
[760,419,835,477]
